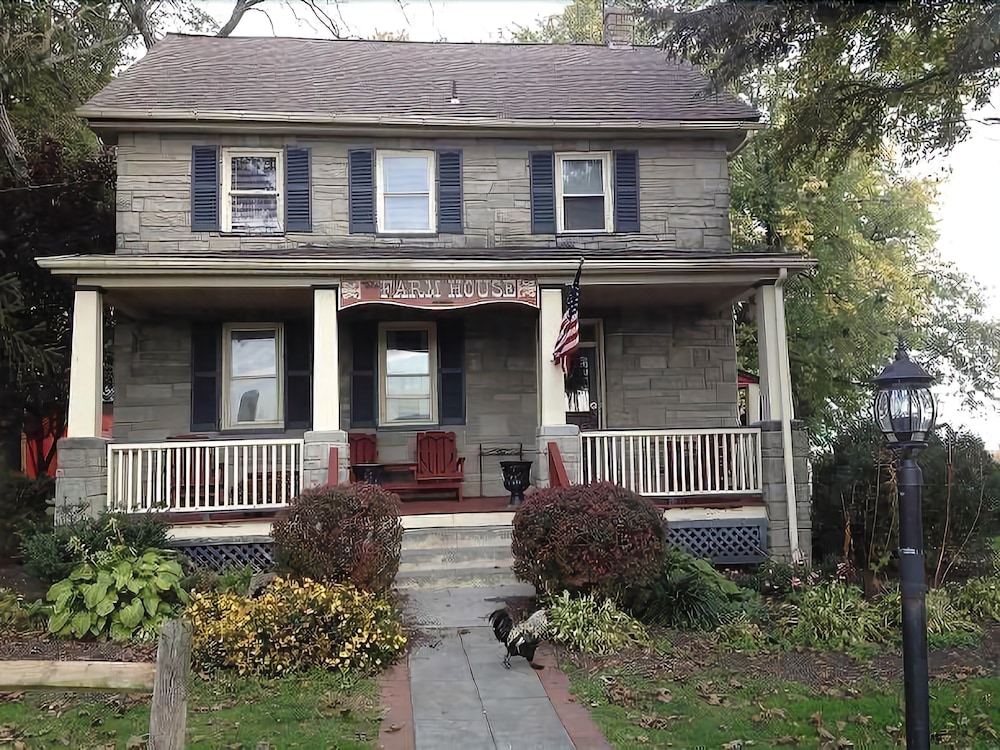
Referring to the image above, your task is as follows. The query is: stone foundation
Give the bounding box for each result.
[55,437,111,518]
[758,420,811,561]
[534,425,582,489]
[302,430,350,488]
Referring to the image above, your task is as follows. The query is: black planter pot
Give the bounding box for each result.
[500,460,533,507]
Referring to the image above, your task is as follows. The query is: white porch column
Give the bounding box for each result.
[755,282,793,422]
[312,287,340,431]
[304,287,349,488]
[67,288,104,438]
[538,287,567,426]
[755,272,802,560]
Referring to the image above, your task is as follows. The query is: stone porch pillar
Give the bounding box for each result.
[755,276,807,560]
[536,287,581,488]
[303,287,349,488]
[56,289,110,519]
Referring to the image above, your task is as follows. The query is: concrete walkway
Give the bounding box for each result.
[397,585,582,750]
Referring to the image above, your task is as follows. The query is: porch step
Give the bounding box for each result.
[396,525,519,590]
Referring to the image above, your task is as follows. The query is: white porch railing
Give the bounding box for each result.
[580,428,762,498]
[107,438,304,513]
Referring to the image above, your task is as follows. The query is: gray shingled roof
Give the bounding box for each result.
[81,34,759,125]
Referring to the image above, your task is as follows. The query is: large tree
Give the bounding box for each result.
[512,0,1000,442]
[647,1,1000,169]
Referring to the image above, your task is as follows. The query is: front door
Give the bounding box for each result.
[565,321,602,431]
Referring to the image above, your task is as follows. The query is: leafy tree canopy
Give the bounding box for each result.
[646,1,1000,169]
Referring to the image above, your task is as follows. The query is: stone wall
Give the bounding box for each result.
[55,438,109,518]
[115,132,731,255]
[759,420,812,561]
[601,305,739,428]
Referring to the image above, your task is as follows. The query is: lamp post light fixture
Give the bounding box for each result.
[873,341,936,750]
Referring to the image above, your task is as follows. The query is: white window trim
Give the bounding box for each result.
[221,322,285,430]
[376,149,437,235]
[221,148,284,234]
[378,322,438,427]
[555,151,614,234]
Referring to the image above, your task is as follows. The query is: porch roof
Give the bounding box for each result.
[38,250,814,310]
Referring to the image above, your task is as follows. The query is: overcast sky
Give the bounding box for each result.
[188,0,1000,446]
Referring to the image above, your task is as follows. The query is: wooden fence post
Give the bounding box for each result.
[148,618,192,750]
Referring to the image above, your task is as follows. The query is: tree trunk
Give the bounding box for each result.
[0,92,30,187]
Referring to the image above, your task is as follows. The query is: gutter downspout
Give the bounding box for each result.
[774,267,801,561]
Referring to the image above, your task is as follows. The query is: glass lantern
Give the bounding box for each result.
[873,343,936,447]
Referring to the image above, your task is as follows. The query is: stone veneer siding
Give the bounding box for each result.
[114,133,731,255]
[600,306,739,428]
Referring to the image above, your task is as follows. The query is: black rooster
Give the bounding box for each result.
[488,608,549,670]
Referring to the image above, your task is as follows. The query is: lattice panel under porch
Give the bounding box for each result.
[173,542,275,572]
[666,519,767,564]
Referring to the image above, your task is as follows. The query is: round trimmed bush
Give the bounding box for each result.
[511,482,666,597]
[271,484,402,593]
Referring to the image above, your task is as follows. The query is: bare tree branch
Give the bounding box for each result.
[118,0,156,49]
[0,88,30,187]
[218,0,269,37]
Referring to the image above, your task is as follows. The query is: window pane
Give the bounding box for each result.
[387,375,430,396]
[386,398,432,422]
[231,196,280,232]
[383,196,431,231]
[232,156,277,191]
[564,353,591,412]
[562,159,604,195]
[231,330,276,377]
[383,156,430,192]
[386,329,430,375]
[230,378,278,423]
[563,195,606,231]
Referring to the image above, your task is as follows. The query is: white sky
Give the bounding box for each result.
[189,1,1000,446]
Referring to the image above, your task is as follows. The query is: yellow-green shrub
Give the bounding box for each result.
[546,590,649,655]
[186,577,406,676]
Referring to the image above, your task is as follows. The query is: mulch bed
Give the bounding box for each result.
[0,634,158,663]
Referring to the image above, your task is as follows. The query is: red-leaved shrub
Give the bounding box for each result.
[271,483,402,593]
[511,482,665,597]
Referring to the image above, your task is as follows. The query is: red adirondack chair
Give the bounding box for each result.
[415,431,465,501]
[348,433,378,466]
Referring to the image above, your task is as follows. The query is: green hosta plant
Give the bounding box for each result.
[46,546,189,641]
[547,590,648,655]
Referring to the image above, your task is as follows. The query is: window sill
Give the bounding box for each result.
[217,232,287,238]
[375,231,439,238]
[219,426,288,436]
[556,229,613,236]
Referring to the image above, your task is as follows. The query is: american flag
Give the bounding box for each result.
[552,261,583,375]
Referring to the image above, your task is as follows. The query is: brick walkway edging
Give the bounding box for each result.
[376,643,613,749]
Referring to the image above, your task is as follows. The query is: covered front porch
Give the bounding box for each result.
[41,249,812,561]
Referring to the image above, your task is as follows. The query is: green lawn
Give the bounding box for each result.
[565,664,1000,749]
[0,670,381,749]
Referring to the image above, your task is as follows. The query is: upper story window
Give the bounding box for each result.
[222,149,284,234]
[556,152,613,233]
[376,150,437,233]
[222,323,284,429]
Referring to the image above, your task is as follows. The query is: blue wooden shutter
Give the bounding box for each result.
[614,150,640,233]
[284,319,312,429]
[191,146,219,231]
[438,318,465,425]
[190,322,221,431]
[529,151,556,234]
[285,147,311,232]
[437,150,463,233]
[351,321,377,427]
[348,149,375,233]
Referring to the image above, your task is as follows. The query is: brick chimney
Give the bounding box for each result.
[603,5,636,49]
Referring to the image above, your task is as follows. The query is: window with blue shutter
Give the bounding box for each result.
[437,150,463,233]
[191,146,219,231]
[191,322,221,431]
[438,318,465,425]
[285,147,311,232]
[348,149,375,234]
[284,319,312,429]
[529,151,556,234]
[614,150,640,233]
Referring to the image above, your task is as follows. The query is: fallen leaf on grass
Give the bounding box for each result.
[654,688,673,703]
[818,727,836,741]
[853,714,871,727]
[809,711,824,726]
[751,704,788,723]
[639,714,672,730]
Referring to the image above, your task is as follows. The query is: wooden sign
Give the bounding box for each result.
[339,277,538,309]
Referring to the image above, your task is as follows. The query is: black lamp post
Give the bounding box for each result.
[873,342,936,750]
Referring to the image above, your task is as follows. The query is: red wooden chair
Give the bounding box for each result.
[349,433,378,466]
[415,431,466,501]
